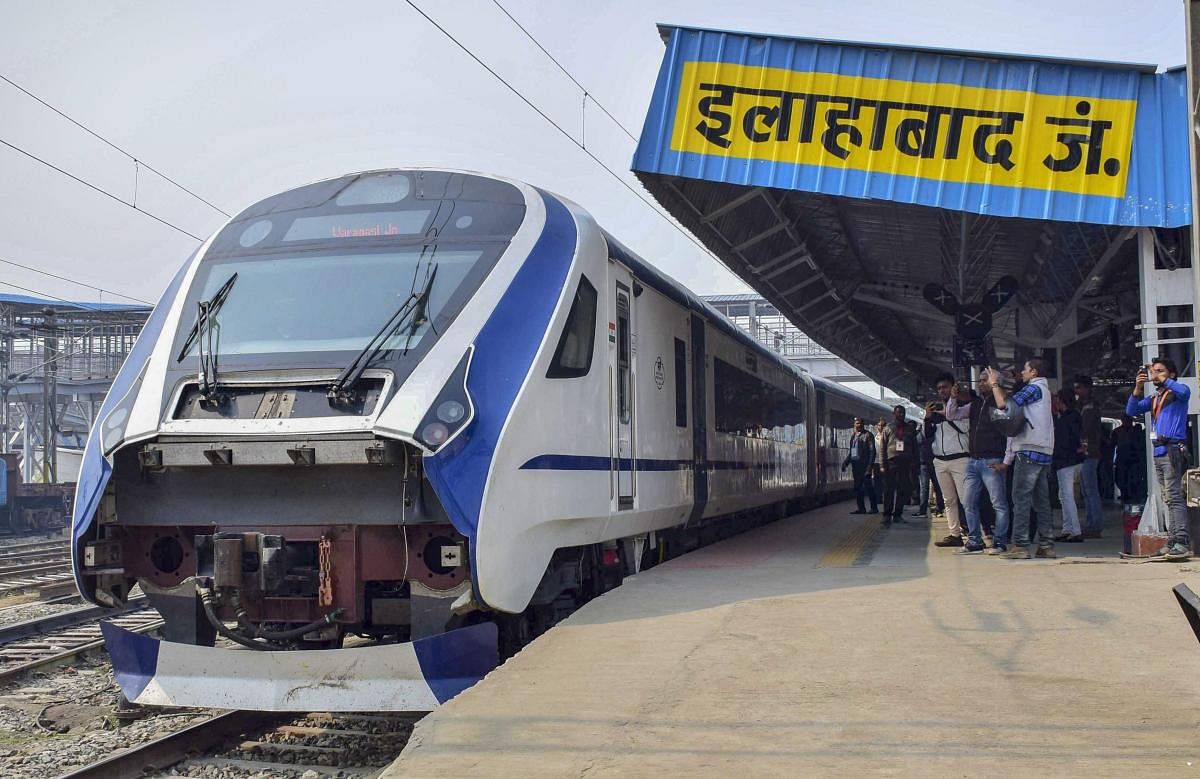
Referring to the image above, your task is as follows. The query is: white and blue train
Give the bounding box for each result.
[76,169,890,710]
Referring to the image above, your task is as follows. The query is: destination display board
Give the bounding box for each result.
[634,27,1191,227]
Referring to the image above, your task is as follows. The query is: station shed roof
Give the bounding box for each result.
[633,25,1192,395]
[0,292,150,314]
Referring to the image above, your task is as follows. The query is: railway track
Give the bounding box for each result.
[0,540,69,559]
[62,710,424,778]
[0,541,74,597]
[0,606,162,683]
[0,597,150,647]
[0,568,75,597]
[0,548,70,565]
[0,560,72,578]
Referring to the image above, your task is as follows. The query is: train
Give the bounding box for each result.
[77,169,891,710]
[0,454,73,536]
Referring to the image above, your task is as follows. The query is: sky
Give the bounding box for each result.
[0,0,1187,311]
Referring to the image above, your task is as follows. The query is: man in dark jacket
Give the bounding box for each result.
[961,369,1011,554]
[1074,375,1104,538]
[881,405,917,526]
[914,421,945,517]
[842,417,878,514]
[1051,388,1085,542]
[1112,416,1147,503]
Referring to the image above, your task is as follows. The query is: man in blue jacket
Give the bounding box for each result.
[1127,356,1192,561]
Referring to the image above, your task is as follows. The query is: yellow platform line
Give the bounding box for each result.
[817,518,881,568]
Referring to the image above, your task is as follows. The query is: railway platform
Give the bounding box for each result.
[386,499,1200,776]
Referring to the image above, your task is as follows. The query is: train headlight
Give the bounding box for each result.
[100,373,146,456]
[436,401,466,424]
[415,347,474,452]
[421,423,450,447]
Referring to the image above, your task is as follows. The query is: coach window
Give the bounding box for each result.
[674,337,687,427]
[714,358,804,440]
[546,276,598,378]
[616,291,631,423]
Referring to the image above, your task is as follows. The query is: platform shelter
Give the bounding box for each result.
[631,25,1197,529]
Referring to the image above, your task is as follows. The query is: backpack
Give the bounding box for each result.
[990,402,1032,437]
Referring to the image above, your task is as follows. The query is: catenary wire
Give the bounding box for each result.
[0,138,206,242]
[0,73,231,217]
[0,257,152,306]
[403,1,724,268]
[489,0,639,143]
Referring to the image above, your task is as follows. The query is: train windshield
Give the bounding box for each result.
[175,247,483,358]
[168,171,527,373]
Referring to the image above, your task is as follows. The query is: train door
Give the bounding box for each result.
[815,390,828,489]
[610,272,635,509]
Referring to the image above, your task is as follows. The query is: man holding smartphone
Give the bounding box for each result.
[1127,357,1192,561]
[984,359,1056,559]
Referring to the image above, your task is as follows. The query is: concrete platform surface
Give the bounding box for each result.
[386,502,1200,776]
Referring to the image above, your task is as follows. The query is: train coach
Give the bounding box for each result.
[75,169,890,710]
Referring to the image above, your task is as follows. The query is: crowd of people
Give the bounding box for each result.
[841,356,1186,561]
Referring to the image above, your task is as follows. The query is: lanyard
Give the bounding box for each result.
[1152,390,1171,422]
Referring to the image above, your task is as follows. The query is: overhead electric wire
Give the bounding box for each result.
[0,138,206,242]
[403,1,724,268]
[488,0,639,143]
[0,73,230,217]
[0,257,151,306]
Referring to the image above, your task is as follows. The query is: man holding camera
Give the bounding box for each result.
[1127,357,1192,561]
[984,359,1055,559]
[925,373,971,547]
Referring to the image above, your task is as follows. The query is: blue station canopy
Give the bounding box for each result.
[634,26,1191,228]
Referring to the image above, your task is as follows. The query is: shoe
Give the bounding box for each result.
[1035,545,1056,559]
[892,515,907,524]
[1165,543,1192,562]
[881,517,892,527]
[1000,546,1032,559]
[957,543,986,554]
[934,535,964,547]
[1065,535,1083,543]
[913,510,928,517]
[850,509,865,515]
[868,509,879,514]
[1053,534,1071,542]
[986,545,1006,556]
[1082,529,1102,539]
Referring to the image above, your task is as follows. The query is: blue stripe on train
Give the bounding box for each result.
[422,190,578,543]
[72,254,196,600]
[519,454,789,471]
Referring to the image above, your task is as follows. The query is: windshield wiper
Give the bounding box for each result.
[327,265,438,404]
[176,272,239,362]
[175,273,238,408]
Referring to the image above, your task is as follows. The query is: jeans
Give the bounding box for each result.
[919,461,944,512]
[1154,447,1192,548]
[851,464,878,512]
[1012,454,1053,549]
[1055,464,1082,537]
[1080,457,1103,534]
[964,457,1011,549]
